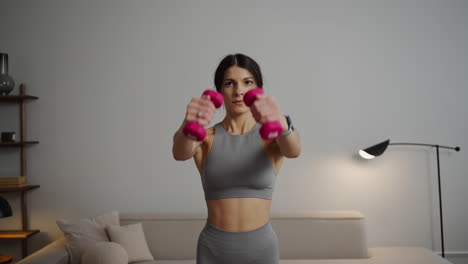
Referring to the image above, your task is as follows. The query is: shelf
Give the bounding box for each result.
[0,230,40,239]
[0,185,40,193]
[0,254,13,263]
[0,141,39,147]
[0,94,38,102]
[0,83,39,258]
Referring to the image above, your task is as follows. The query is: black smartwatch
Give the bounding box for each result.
[281,115,294,137]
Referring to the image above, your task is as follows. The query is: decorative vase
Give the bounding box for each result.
[0,53,15,96]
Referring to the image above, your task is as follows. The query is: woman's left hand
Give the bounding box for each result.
[249,94,288,131]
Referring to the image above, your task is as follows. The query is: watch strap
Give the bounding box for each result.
[280,115,294,137]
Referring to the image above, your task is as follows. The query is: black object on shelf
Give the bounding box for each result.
[0,196,12,218]
[1,132,16,142]
[0,53,15,96]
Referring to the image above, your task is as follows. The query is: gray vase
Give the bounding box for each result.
[0,53,15,96]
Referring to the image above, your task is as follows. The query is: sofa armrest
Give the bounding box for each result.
[17,237,69,264]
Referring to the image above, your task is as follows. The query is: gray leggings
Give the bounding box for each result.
[196,220,279,264]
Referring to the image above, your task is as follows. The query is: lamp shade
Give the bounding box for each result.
[0,196,12,218]
[359,139,390,159]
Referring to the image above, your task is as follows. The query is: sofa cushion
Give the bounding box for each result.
[131,247,450,264]
[56,211,120,264]
[138,247,450,264]
[81,241,128,264]
[273,212,367,259]
[367,247,451,264]
[120,211,367,260]
[107,222,154,262]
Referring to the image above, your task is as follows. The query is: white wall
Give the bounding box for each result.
[1,0,467,261]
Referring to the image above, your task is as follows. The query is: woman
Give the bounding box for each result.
[172,53,301,264]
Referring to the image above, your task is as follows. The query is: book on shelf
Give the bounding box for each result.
[0,176,27,187]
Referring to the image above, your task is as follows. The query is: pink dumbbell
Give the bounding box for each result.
[244,87,283,140]
[183,90,224,141]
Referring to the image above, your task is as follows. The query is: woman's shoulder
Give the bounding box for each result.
[194,125,216,166]
[202,125,216,144]
[206,125,215,136]
[206,126,215,134]
[206,122,223,136]
[262,138,282,158]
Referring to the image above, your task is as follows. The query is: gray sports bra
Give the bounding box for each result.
[201,122,277,200]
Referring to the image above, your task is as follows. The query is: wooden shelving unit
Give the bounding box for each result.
[0,142,39,147]
[0,84,40,259]
[0,230,40,239]
[0,185,40,193]
[0,95,38,102]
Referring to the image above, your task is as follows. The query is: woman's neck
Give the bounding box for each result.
[221,113,257,135]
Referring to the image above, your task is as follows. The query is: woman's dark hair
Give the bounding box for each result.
[214,53,263,92]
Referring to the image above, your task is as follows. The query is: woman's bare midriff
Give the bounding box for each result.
[195,126,281,232]
[206,197,272,232]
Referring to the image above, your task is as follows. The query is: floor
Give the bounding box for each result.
[446,256,468,264]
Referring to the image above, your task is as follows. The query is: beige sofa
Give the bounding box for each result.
[17,211,450,264]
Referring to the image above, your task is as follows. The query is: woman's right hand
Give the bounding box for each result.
[184,94,217,127]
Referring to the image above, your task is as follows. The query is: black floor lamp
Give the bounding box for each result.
[359,139,461,258]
